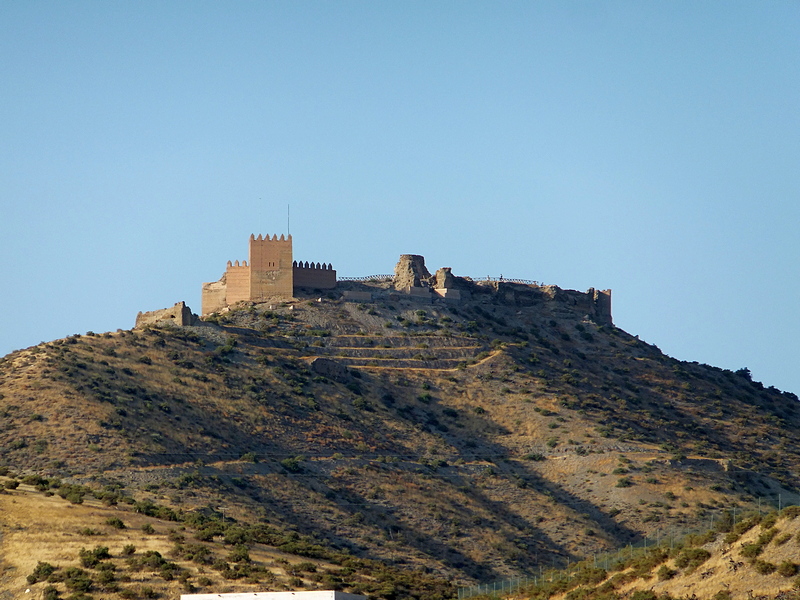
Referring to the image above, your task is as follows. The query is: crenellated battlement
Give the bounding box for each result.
[293,261,334,271]
[202,233,337,314]
[250,233,291,243]
[202,238,609,323]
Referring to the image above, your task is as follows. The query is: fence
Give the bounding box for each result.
[457,499,797,600]
[339,275,393,282]
[338,275,543,285]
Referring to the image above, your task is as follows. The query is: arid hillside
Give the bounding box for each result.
[503,506,800,600]
[1,278,799,599]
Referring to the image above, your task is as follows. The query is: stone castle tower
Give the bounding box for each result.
[201,234,335,315]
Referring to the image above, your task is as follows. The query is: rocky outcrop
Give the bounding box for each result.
[393,255,431,291]
[433,267,455,289]
[309,357,351,382]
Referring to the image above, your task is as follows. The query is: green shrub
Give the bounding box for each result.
[141,523,155,534]
[741,544,764,559]
[724,532,740,544]
[524,452,546,461]
[657,565,677,580]
[712,591,731,600]
[79,546,110,568]
[778,562,798,577]
[753,560,777,575]
[775,533,793,546]
[280,457,303,473]
[674,548,711,571]
[761,513,778,529]
[42,585,60,600]
[780,506,800,520]
[106,517,125,529]
[228,545,250,563]
[27,561,57,584]
[141,586,159,599]
[758,527,779,545]
[62,567,93,592]
[628,548,670,577]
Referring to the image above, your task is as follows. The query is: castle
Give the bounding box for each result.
[201,234,335,315]
[197,235,611,326]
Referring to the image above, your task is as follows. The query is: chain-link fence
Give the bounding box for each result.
[458,499,797,600]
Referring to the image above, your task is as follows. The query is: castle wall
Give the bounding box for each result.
[135,301,195,328]
[225,262,251,304]
[249,234,293,300]
[293,261,337,289]
[202,234,338,313]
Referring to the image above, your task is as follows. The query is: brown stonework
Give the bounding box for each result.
[434,267,455,289]
[589,288,613,326]
[249,234,294,301]
[293,261,336,289]
[201,234,336,315]
[135,302,196,329]
[393,254,431,291]
[201,278,227,315]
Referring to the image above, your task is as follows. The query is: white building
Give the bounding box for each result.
[181,592,366,600]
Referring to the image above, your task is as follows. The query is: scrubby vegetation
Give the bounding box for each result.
[2,284,800,598]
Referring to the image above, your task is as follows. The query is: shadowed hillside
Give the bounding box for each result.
[1,277,799,599]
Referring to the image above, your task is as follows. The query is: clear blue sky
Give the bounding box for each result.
[2,2,798,395]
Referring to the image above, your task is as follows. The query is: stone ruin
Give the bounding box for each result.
[389,254,611,324]
[135,302,198,329]
[137,240,613,328]
[392,254,462,301]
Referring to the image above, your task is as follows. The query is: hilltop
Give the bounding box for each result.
[1,266,799,600]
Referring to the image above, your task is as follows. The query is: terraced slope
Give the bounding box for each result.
[300,334,488,369]
[1,280,799,599]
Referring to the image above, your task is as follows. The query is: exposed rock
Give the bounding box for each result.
[309,357,350,383]
[433,267,455,289]
[393,254,431,291]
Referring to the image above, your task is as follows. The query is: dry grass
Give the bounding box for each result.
[2,288,800,586]
[0,484,365,598]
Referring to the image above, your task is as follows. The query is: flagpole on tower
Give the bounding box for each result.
[287,204,290,236]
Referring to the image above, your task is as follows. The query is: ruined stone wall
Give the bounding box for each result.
[201,279,227,315]
[393,254,431,291]
[293,261,336,289]
[135,302,196,329]
[590,288,613,326]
